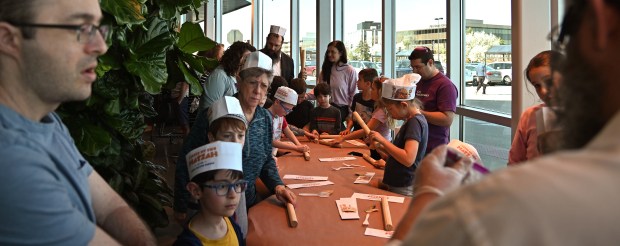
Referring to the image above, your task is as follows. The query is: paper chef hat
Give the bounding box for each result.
[447,139,481,161]
[269,25,287,37]
[274,87,298,105]
[186,141,243,180]
[241,51,273,71]
[381,73,421,101]
[208,96,247,126]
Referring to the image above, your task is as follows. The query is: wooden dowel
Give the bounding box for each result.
[319,139,341,148]
[303,151,311,161]
[381,196,393,231]
[317,134,341,139]
[286,202,298,228]
[352,112,371,135]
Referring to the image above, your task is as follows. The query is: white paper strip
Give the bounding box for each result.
[354,172,375,184]
[364,228,394,239]
[286,181,334,189]
[335,197,360,220]
[283,174,329,181]
[345,140,367,147]
[319,157,357,162]
[351,193,405,203]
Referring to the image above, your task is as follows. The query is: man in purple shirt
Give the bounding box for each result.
[409,47,458,154]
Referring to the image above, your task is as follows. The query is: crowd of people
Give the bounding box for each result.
[2,0,620,244]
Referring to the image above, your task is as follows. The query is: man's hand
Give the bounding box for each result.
[414,145,473,194]
[275,185,297,205]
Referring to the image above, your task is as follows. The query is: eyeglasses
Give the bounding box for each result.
[201,180,248,196]
[9,22,109,44]
[278,101,293,114]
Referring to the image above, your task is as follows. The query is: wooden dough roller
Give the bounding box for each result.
[286,202,298,228]
[303,151,311,161]
[319,139,341,148]
[352,112,384,149]
[381,196,393,231]
[362,153,386,169]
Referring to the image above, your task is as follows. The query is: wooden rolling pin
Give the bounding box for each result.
[362,153,386,169]
[352,112,383,149]
[303,151,311,161]
[381,196,393,231]
[317,134,341,139]
[319,139,341,148]
[286,202,298,228]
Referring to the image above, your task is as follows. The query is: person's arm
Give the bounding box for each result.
[390,146,472,242]
[89,171,155,246]
[508,107,534,165]
[288,124,306,136]
[420,110,454,127]
[282,126,309,152]
[340,118,354,135]
[371,132,419,167]
[202,69,227,108]
[334,117,382,143]
[348,69,358,107]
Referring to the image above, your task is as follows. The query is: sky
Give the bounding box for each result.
[221,0,512,46]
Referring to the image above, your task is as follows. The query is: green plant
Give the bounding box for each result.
[57,0,217,228]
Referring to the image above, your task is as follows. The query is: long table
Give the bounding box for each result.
[246,139,411,246]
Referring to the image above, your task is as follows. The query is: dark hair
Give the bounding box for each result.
[359,68,378,84]
[268,76,288,101]
[314,82,331,97]
[408,46,434,64]
[209,117,247,138]
[220,41,256,77]
[191,169,244,184]
[266,33,284,45]
[525,50,565,82]
[0,1,37,38]
[290,78,307,94]
[321,40,348,83]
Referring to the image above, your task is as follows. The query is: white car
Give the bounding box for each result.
[487,62,512,85]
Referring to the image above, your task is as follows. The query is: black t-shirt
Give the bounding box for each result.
[286,100,313,128]
[350,93,375,131]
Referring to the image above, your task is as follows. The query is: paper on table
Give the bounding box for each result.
[286,181,334,189]
[335,197,360,220]
[351,193,405,203]
[354,172,375,184]
[364,228,394,239]
[319,157,357,162]
[345,140,367,147]
[283,174,329,181]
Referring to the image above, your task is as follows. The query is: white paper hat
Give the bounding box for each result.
[274,86,298,105]
[186,141,243,180]
[241,51,273,71]
[269,25,287,37]
[382,73,421,101]
[447,139,481,161]
[207,96,247,126]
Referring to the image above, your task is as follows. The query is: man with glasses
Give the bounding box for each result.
[389,0,620,244]
[0,0,155,245]
[408,46,458,154]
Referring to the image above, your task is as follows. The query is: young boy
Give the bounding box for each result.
[174,141,246,246]
[303,82,342,138]
[367,75,428,197]
[286,78,313,136]
[267,87,310,156]
[340,68,378,135]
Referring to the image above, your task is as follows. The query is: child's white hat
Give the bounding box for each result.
[208,96,247,126]
[186,141,243,180]
[381,73,421,101]
[274,87,298,106]
[269,25,287,37]
[241,51,273,71]
[447,139,481,161]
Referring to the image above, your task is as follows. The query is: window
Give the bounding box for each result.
[222,5,251,47]
[300,0,317,88]
[343,0,382,74]
[263,0,291,55]
[463,117,511,170]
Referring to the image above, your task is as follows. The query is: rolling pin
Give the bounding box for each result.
[317,134,341,139]
[362,153,386,169]
[286,202,298,228]
[381,196,393,231]
[352,112,383,149]
[303,151,311,161]
[319,139,341,148]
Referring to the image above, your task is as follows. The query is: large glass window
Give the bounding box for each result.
[342,0,382,75]
[300,0,317,89]
[463,117,511,170]
[222,5,251,47]
[463,0,512,115]
[395,0,446,78]
[263,0,291,55]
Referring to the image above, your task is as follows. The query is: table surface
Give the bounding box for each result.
[246,138,411,246]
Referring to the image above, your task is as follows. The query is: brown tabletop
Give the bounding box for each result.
[246,139,411,246]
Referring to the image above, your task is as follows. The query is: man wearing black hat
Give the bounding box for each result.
[260,25,294,83]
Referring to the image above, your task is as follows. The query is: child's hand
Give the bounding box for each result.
[296,144,310,153]
[332,136,344,144]
[312,130,320,139]
[339,129,351,135]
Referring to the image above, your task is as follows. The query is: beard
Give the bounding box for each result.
[554,44,607,150]
[261,47,281,63]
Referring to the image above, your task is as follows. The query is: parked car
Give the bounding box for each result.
[484,66,503,85]
[349,60,382,75]
[487,61,512,85]
[304,60,317,76]
[395,59,412,78]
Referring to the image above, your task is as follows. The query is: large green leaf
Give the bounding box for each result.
[77,124,113,156]
[177,22,216,54]
[178,58,202,95]
[101,0,147,25]
[179,52,205,74]
[125,53,168,94]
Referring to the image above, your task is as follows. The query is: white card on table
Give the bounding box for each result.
[335,197,360,220]
[286,180,334,189]
[364,228,394,239]
[351,192,405,203]
[354,172,375,184]
[345,140,367,147]
[283,175,329,181]
[319,157,356,162]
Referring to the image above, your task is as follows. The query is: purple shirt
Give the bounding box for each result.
[415,72,458,153]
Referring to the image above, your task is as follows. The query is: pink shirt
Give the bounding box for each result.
[508,103,544,165]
